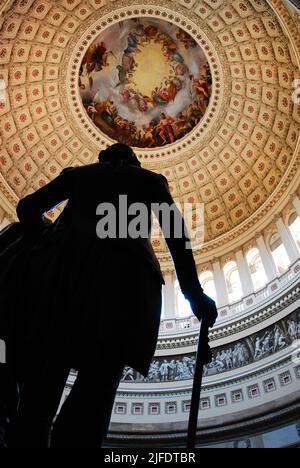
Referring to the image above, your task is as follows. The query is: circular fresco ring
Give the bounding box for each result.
[78,18,212,149]
[66,7,224,160]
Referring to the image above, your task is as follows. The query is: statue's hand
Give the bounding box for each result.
[190,293,218,328]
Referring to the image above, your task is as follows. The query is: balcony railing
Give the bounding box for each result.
[159,259,300,335]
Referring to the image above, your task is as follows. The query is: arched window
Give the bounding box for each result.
[174,280,192,319]
[223,261,243,304]
[246,248,267,291]
[269,233,290,275]
[199,271,217,302]
[288,213,300,252]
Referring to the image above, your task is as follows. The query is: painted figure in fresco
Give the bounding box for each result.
[151,88,168,106]
[81,41,115,91]
[144,24,158,39]
[190,75,210,116]
[82,42,107,73]
[174,63,188,77]
[122,53,136,73]
[136,94,149,113]
[163,80,178,102]
[141,123,156,148]
[170,50,185,64]
[120,88,132,104]
[106,101,118,119]
[124,32,140,54]
[174,112,193,139]
[176,30,197,49]
[155,113,175,145]
[135,23,147,41]
[186,101,202,127]
[115,65,128,87]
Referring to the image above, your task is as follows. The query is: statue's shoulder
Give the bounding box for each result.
[139,167,168,186]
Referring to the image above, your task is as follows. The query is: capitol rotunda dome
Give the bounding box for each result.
[1,0,300,448]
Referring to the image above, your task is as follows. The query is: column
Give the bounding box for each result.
[292,195,300,219]
[256,234,278,281]
[275,216,299,263]
[212,259,229,308]
[163,272,176,320]
[235,250,254,297]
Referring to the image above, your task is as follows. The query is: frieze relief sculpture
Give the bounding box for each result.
[121,310,300,383]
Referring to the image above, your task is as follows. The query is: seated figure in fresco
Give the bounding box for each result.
[2,143,217,448]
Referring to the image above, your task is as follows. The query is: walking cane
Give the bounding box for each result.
[187,318,210,450]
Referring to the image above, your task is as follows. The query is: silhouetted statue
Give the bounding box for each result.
[0,169,75,446]
[2,144,217,448]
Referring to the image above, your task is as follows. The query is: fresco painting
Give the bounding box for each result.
[79,18,212,148]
